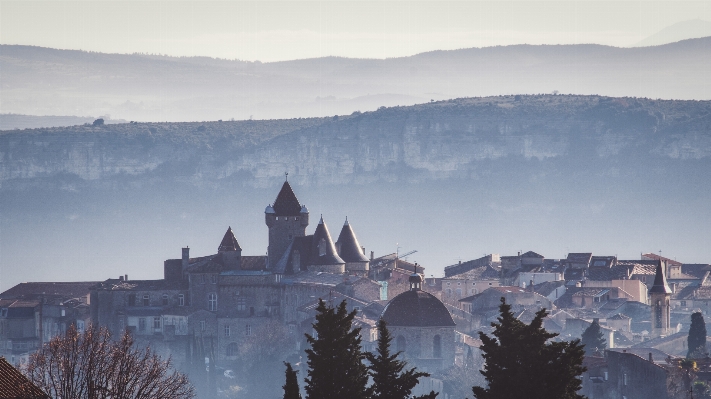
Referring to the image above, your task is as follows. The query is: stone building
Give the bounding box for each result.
[650,260,673,338]
[381,272,456,373]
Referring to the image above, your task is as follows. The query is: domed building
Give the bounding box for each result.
[382,272,456,372]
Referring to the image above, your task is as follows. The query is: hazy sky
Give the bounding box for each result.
[2,1,711,62]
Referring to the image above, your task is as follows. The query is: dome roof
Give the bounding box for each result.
[382,290,455,327]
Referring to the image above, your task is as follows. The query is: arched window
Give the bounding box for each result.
[433,335,442,358]
[208,293,217,311]
[396,335,407,353]
[226,343,238,357]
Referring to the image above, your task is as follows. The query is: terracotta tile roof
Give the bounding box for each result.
[0,357,49,399]
[240,255,268,271]
[521,251,544,259]
[0,282,98,300]
[92,278,187,291]
[694,287,711,300]
[641,253,682,266]
[446,265,499,281]
[566,253,592,264]
[532,280,565,297]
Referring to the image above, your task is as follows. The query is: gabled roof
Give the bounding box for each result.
[0,357,49,399]
[0,282,98,300]
[566,253,593,264]
[649,260,672,294]
[218,227,241,252]
[336,219,369,263]
[521,251,544,259]
[532,280,565,297]
[310,217,345,266]
[272,181,302,216]
[641,253,682,266]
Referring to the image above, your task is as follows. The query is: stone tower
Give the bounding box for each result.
[265,180,309,269]
[650,259,672,338]
[218,226,242,270]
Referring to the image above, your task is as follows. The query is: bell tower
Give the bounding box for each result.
[650,259,672,338]
[265,175,308,269]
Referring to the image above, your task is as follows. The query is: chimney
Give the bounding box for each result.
[362,246,366,255]
[124,274,128,281]
[370,251,374,261]
[182,247,190,270]
[649,352,653,363]
[119,275,124,281]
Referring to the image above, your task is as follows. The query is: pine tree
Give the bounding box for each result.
[581,319,607,355]
[304,299,369,399]
[283,362,302,399]
[688,311,707,358]
[366,319,438,399]
[472,297,586,399]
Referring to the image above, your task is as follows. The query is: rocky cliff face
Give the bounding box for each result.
[2,95,709,190]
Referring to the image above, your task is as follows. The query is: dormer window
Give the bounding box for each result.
[319,238,327,256]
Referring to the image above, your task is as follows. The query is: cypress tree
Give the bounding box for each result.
[473,297,586,399]
[366,318,438,399]
[283,362,302,399]
[581,319,607,354]
[304,299,369,399]
[688,311,707,358]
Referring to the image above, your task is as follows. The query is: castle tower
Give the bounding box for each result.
[650,259,672,338]
[265,180,309,269]
[307,216,345,273]
[335,218,369,276]
[218,226,242,270]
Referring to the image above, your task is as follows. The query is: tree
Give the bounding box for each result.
[283,362,301,399]
[304,299,369,399]
[688,311,707,358]
[24,324,194,399]
[93,118,104,126]
[581,319,607,354]
[472,298,586,399]
[366,318,437,399]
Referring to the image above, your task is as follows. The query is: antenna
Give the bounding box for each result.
[285,172,288,181]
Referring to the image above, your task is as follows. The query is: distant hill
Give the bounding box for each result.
[635,19,711,47]
[0,114,126,130]
[1,95,710,291]
[2,38,710,122]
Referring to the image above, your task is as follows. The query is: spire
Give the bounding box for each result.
[272,181,302,216]
[218,227,242,252]
[336,219,369,262]
[310,217,345,266]
[649,259,672,294]
[319,214,324,224]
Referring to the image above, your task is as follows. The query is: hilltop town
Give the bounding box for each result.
[0,180,707,399]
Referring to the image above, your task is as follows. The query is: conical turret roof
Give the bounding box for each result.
[272,181,302,216]
[218,227,242,252]
[336,218,369,262]
[310,216,345,266]
[649,259,672,294]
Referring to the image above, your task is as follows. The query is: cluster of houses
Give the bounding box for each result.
[1,180,709,399]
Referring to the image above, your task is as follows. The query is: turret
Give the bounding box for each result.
[307,216,345,273]
[266,180,308,269]
[336,217,369,276]
[218,227,242,270]
[650,259,672,337]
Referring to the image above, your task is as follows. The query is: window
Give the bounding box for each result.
[604,371,608,380]
[396,335,406,353]
[681,300,687,307]
[488,282,493,286]
[139,318,146,332]
[224,324,231,337]
[208,293,217,311]
[178,294,185,306]
[118,318,124,332]
[226,343,238,357]
[162,294,169,306]
[456,289,462,297]
[200,321,206,331]
[143,295,150,306]
[211,274,217,284]
[128,294,136,306]
[236,298,246,311]
[433,335,442,358]
[245,325,252,336]
[457,282,461,286]
[318,238,327,256]
[623,373,628,386]
[154,317,161,329]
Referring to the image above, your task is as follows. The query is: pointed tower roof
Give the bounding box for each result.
[272,181,302,216]
[218,227,242,252]
[649,259,672,294]
[336,218,369,263]
[310,217,345,266]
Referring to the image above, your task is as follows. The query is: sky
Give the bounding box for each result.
[1,1,711,62]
